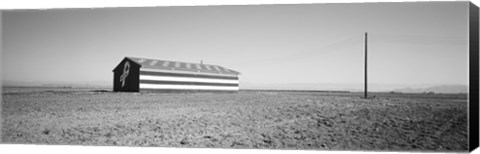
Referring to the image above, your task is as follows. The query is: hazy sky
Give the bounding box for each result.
[2,2,470,90]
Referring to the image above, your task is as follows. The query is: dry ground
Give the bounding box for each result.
[1,87,468,152]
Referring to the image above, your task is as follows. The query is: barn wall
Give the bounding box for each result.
[113,59,140,92]
[138,68,239,92]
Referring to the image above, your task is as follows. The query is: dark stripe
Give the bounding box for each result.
[140,80,238,87]
[200,65,207,70]
[140,89,238,93]
[218,67,226,72]
[140,71,238,80]
[180,63,187,69]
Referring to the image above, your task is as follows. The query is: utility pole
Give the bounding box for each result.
[364,32,368,99]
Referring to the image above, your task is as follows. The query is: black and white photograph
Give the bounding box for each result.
[1,0,479,153]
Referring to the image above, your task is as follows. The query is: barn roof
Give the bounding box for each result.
[124,57,240,75]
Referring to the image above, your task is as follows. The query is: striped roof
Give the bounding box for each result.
[126,57,240,75]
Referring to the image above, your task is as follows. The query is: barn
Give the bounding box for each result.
[113,57,240,92]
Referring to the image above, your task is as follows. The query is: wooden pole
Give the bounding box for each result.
[364,32,368,99]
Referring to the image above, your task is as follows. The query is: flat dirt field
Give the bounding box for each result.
[1,87,468,152]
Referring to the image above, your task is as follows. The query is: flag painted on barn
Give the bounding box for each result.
[112,57,240,92]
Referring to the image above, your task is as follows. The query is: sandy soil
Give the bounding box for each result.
[1,87,468,152]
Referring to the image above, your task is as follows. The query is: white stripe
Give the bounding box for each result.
[140,75,239,84]
[140,68,238,77]
[205,65,212,70]
[162,61,169,67]
[140,84,239,91]
[212,65,221,71]
[150,60,158,66]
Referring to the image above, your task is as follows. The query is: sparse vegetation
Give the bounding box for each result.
[1,87,468,151]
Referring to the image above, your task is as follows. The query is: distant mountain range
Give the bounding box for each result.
[392,85,468,94]
[2,80,111,88]
[240,82,468,94]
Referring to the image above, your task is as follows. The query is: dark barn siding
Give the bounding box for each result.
[113,59,140,92]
